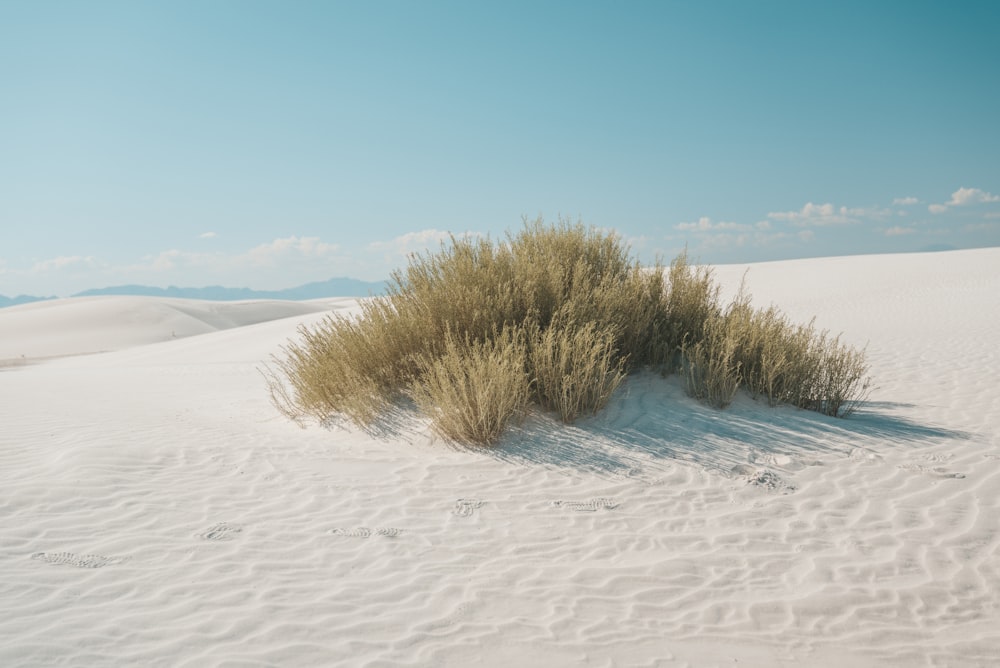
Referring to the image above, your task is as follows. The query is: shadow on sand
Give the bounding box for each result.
[323,372,972,480]
[480,373,973,479]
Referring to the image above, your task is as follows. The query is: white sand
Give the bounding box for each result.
[1,248,998,667]
[0,296,352,362]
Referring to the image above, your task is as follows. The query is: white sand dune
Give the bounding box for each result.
[0,295,356,362]
[1,248,998,667]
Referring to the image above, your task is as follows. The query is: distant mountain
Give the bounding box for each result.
[72,277,389,300]
[0,294,55,308]
[0,277,388,309]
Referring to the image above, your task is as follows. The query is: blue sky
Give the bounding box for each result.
[2,1,998,297]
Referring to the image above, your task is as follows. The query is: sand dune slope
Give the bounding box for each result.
[0,295,355,362]
[1,249,998,667]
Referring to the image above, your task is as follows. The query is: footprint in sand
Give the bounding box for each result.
[920,452,955,464]
[552,497,618,512]
[330,527,402,538]
[198,522,243,541]
[452,498,484,517]
[749,449,793,468]
[31,552,129,569]
[743,469,797,493]
[748,449,822,472]
[849,448,883,464]
[897,464,966,479]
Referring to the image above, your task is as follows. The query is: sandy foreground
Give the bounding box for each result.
[1,249,998,667]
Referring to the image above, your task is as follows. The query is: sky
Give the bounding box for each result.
[2,0,998,297]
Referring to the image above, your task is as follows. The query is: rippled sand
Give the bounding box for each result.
[2,248,997,667]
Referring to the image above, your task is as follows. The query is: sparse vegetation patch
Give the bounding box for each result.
[264,218,872,444]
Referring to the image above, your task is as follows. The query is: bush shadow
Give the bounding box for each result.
[485,373,973,479]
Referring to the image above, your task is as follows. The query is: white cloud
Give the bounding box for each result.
[675,217,749,232]
[368,229,479,258]
[893,197,919,206]
[769,202,832,221]
[698,232,751,249]
[949,187,999,206]
[623,233,654,250]
[929,187,1000,213]
[132,248,225,273]
[675,218,710,231]
[245,236,340,267]
[124,236,343,277]
[767,202,859,226]
[142,249,187,271]
[30,255,100,273]
[199,231,218,239]
[885,226,914,237]
[769,202,895,226]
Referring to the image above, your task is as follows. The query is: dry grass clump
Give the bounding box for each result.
[662,252,721,364]
[529,317,628,422]
[682,314,742,409]
[681,286,872,417]
[265,307,395,427]
[410,329,529,445]
[264,218,873,444]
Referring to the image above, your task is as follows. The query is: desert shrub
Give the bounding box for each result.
[265,217,656,443]
[662,251,722,368]
[813,337,871,417]
[506,218,635,329]
[410,329,530,444]
[262,291,454,426]
[682,313,741,409]
[773,322,871,417]
[528,316,628,422]
[265,218,873,444]
[728,300,791,406]
[388,234,521,348]
[264,306,396,427]
[562,261,672,372]
[687,290,873,417]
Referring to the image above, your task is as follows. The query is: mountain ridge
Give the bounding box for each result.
[0,276,388,308]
